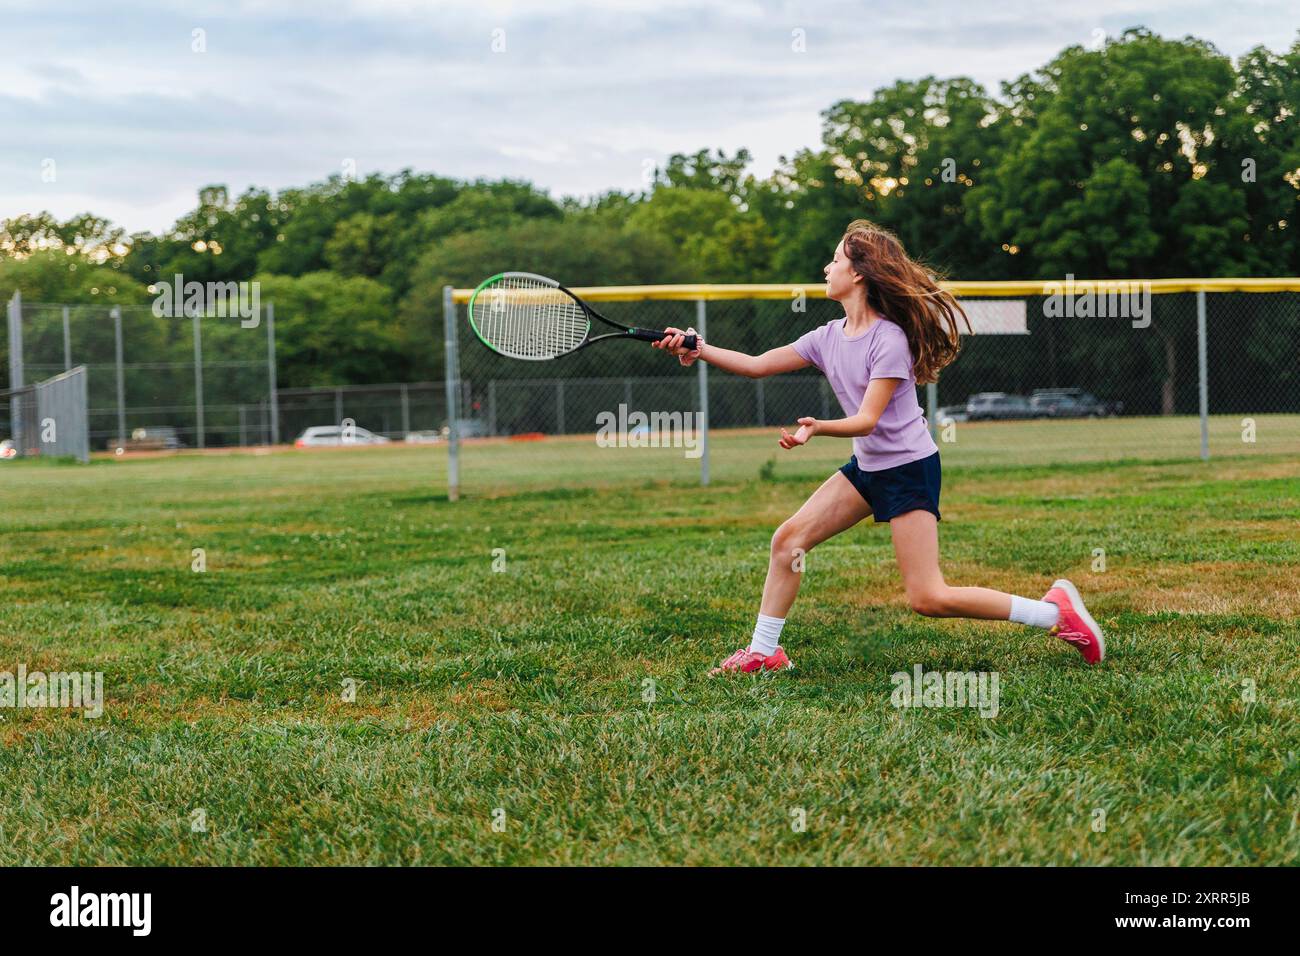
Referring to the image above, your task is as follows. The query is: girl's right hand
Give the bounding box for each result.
[652,327,704,366]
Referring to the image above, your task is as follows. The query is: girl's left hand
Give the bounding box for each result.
[779,417,817,449]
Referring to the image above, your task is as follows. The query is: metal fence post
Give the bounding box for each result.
[927,382,938,441]
[443,285,460,501]
[1197,290,1209,461]
[266,302,280,445]
[6,292,22,445]
[400,383,410,437]
[697,299,709,486]
[556,380,565,434]
[73,364,88,462]
[62,305,71,371]
[112,305,125,446]
[192,311,205,449]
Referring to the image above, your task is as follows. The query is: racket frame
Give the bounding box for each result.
[467,272,697,361]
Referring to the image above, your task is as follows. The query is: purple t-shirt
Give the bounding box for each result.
[792,316,937,471]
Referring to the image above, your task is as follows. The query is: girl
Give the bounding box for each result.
[652,219,1105,675]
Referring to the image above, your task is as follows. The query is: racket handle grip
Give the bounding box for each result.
[632,329,698,350]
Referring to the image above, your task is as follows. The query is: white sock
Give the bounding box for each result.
[1009,595,1060,630]
[748,614,785,656]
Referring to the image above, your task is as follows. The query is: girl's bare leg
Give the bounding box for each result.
[888,509,1016,619]
[759,472,873,618]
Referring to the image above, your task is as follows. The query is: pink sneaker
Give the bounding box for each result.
[708,646,794,677]
[1043,579,1106,665]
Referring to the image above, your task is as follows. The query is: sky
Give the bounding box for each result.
[1,0,1296,236]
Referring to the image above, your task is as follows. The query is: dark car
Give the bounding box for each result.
[1029,388,1122,418]
[965,392,1032,421]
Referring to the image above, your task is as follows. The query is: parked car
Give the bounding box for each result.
[965,392,1032,421]
[1029,388,1122,418]
[403,430,442,444]
[439,419,488,439]
[934,405,968,423]
[111,426,185,451]
[0,438,16,460]
[294,425,391,447]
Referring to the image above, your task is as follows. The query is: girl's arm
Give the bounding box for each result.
[652,329,809,379]
[700,343,808,379]
[779,378,901,449]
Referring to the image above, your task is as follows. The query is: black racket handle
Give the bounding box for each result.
[630,328,698,350]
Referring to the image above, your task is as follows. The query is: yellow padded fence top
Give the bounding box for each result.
[453,277,1300,304]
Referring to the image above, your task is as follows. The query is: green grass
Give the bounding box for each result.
[1,424,1298,865]
[450,413,1300,493]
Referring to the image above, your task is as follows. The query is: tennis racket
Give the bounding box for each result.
[467,272,697,361]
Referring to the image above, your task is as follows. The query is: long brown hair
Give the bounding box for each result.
[840,219,970,384]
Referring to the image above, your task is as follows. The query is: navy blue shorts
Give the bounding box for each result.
[838,451,941,523]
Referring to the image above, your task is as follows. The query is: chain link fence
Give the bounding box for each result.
[6,283,1296,477]
[277,382,449,444]
[5,293,274,451]
[3,293,443,452]
[442,283,1300,496]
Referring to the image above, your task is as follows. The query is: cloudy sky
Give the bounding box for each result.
[2,0,1296,236]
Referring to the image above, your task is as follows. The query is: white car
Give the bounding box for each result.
[294,425,391,447]
[403,430,442,444]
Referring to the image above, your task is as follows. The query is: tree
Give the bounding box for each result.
[253,272,402,388]
[626,187,774,281]
[966,29,1246,412]
[1,212,126,262]
[323,212,399,279]
[124,185,281,287]
[821,77,1001,276]
[969,30,1243,277]
[656,148,753,206]
[1223,39,1300,275]
[748,147,866,281]
[0,249,145,304]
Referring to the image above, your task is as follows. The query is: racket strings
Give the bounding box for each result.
[477,275,589,359]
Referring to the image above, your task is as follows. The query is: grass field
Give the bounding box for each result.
[2,420,1299,865]
[446,413,1300,492]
